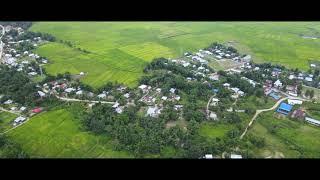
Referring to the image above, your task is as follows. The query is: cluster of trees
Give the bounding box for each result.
[144,58,194,78]
[205,42,239,55]
[305,89,315,99]
[81,103,232,157]
[0,65,38,106]
[0,135,29,158]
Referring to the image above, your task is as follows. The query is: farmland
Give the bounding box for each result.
[248,111,320,158]
[30,22,320,88]
[7,108,132,158]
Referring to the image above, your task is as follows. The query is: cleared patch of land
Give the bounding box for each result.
[199,122,233,139]
[30,22,320,88]
[7,109,132,158]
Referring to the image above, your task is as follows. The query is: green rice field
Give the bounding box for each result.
[7,109,132,158]
[30,22,320,88]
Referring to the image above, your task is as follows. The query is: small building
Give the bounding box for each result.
[210,98,220,106]
[4,99,13,104]
[161,96,168,101]
[14,116,26,123]
[209,112,218,120]
[310,64,316,68]
[287,99,303,105]
[276,103,293,115]
[97,93,106,99]
[76,90,83,95]
[305,77,313,82]
[20,106,27,111]
[305,117,320,127]
[115,107,123,114]
[223,83,230,88]
[230,154,242,159]
[112,102,120,108]
[174,105,183,111]
[38,91,46,97]
[124,93,130,98]
[274,80,282,88]
[204,154,213,159]
[65,88,75,93]
[209,74,220,81]
[146,106,162,118]
[32,107,42,113]
[291,109,306,120]
[170,88,176,94]
[79,72,85,76]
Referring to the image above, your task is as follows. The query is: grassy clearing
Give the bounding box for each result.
[199,122,233,139]
[7,109,132,158]
[248,111,320,158]
[30,22,320,88]
[0,111,17,133]
[237,96,276,110]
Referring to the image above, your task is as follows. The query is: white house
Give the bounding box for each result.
[146,106,161,118]
[310,64,316,68]
[170,88,176,94]
[209,112,218,120]
[124,93,130,98]
[115,107,123,114]
[14,116,26,123]
[230,154,242,159]
[65,88,75,93]
[161,96,168,101]
[242,55,251,62]
[305,77,313,82]
[28,72,38,76]
[210,98,220,106]
[238,91,245,96]
[20,106,27,111]
[156,88,161,93]
[287,99,302,105]
[223,83,230,88]
[4,100,13,104]
[37,91,46,97]
[305,117,320,126]
[76,90,83,95]
[288,75,296,80]
[112,102,120,108]
[174,95,181,101]
[182,62,190,67]
[274,80,282,87]
[79,72,85,76]
[204,154,213,159]
[97,93,106,99]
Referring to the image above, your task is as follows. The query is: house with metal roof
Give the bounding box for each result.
[276,102,293,115]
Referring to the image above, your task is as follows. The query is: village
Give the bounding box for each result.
[1,24,320,158]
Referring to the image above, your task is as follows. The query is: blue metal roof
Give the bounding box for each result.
[269,92,280,100]
[278,102,293,112]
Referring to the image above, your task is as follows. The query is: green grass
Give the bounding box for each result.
[248,111,320,158]
[0,111,17,133]
[7,109,132,158]
[30,22,320,88]
[237,96,276,110]
[199,122,233,139]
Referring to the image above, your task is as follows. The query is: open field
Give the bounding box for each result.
[248,111,320,158]
[30,22,320,88]
[0,111,17,133]
[199,122,234,139]
[7,109,132,158]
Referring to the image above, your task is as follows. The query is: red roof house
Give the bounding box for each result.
[32,107,42,113]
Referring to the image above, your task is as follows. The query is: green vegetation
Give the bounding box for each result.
[28,22,320,88]
[8,108,132,158]
[0,111,17,133]
[199,122,233,139]
[247,111,320,158]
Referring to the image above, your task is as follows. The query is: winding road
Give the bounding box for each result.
[239,95,309,139]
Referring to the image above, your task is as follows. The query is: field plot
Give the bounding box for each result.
[7,109,132,158]
[248,111,320,158]
[31,22,320,88]
[0,111,17,133]
[199,122,234,139]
